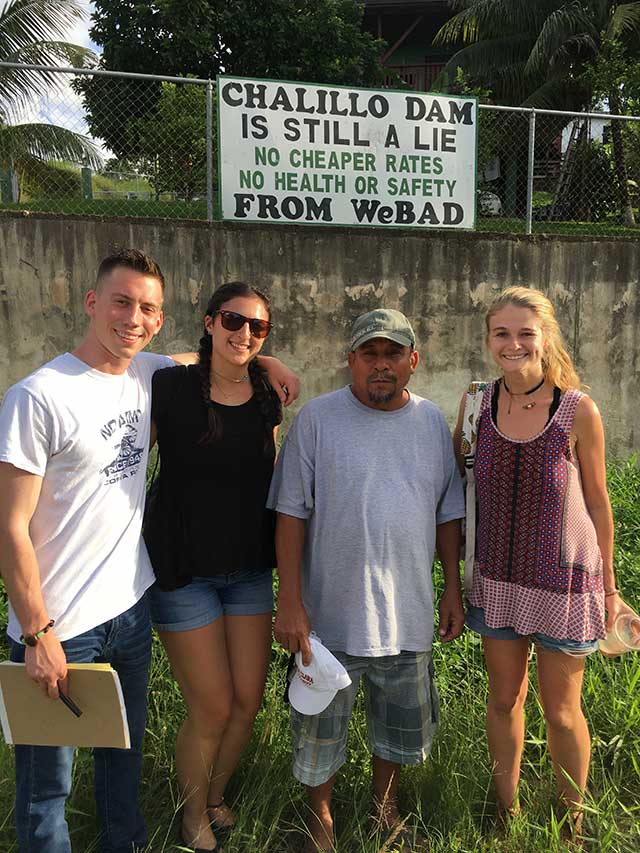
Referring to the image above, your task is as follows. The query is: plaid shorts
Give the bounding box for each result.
[290,650,439,787]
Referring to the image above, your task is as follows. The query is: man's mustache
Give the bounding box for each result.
[367,371,396,382]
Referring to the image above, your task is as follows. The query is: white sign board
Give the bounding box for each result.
[218,76,477,229]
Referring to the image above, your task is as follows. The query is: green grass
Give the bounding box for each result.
[0,197,212,220]
[91,174,155,197]
[532,191,555,208]
[1,460,639,852]
[476,217,640,237]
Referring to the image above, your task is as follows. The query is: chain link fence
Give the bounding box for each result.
[0,63,214,220]
[477,104,640,236]
[1,62,639,235]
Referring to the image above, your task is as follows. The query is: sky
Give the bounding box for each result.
[70,1,101,55]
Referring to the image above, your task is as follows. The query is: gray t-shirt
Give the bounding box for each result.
[268,386,465,656]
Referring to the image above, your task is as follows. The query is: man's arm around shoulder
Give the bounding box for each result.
[168,353,300,406]
[0,462,68,698]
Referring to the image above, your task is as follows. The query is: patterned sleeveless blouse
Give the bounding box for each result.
[468,381,606,641]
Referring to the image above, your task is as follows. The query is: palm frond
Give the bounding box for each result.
[435,0,560,47]
[525,2,599,78]
[436,34,535,82]
[448,0,476,10]
[433,7,481,47]
[0,0,86,59]
[0,122,102,169]
[608,1,640,39]
[1,0,96,122]
[1,41,96,118]
[520,76,588,111]
[548,32,599,72]
[490,61,530,88]
[470,0,558,37]
[5,39,95,67]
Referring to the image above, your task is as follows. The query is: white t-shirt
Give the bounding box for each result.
[0,351,174,641]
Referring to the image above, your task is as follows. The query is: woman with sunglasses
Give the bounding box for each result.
[144,282,282,852]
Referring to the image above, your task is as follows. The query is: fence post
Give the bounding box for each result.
[81,167,93,201]
[206,79,214,222]
[0,166,15,203]
[525,108,536,235]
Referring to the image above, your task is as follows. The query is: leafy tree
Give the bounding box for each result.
[128,82,209,201]
[0,0,101,200]
[433,1,640,223]
[79,0,386,159]
[580,39,640,217]
[565,138,618,220]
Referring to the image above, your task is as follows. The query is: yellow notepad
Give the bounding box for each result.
[0,662,130,748]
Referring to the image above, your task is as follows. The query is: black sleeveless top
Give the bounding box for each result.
[144,365,276,590]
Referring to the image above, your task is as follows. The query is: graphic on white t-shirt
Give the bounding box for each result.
[101,424,144,483]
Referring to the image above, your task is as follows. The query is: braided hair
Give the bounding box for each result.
[197,282,283,445]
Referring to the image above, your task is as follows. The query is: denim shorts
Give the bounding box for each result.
[147,570,274,632]
[290,650,439,787]
[466,604,599,656]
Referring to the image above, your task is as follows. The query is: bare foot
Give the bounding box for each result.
[496,798,521,828]
[370,801,429,851]
[303,807,334,852]
[558,805,584,848]
[372,796,401,830]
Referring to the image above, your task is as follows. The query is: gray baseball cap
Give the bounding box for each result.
[349,309,416,351]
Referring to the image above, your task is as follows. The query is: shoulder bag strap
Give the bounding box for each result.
[461,381,489,595]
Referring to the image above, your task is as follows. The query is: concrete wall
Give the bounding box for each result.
[1,211,638,456]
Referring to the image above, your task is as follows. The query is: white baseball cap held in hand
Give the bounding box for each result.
[288,635,352,715]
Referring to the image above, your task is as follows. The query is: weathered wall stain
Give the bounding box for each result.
[0,212,638,457]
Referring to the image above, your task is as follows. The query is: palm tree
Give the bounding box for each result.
[434,0,640,224]
[0,0,101,201]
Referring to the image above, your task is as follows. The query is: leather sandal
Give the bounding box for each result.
[177,805,219,852]
[178,829,218,853]
[207,798,236,832]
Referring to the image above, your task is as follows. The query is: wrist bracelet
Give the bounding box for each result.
[20,619,55,647]
[604,589,620,597]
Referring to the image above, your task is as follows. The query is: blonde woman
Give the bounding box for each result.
[454,287,622,839]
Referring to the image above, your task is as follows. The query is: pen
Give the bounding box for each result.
[58,688,83,718]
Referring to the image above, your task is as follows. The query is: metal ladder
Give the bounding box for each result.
[550,117,589,219]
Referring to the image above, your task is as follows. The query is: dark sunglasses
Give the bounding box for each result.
[216,309,272,339]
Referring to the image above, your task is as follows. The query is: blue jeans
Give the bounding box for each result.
[9,596,152,853]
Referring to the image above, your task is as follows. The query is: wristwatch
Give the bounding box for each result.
[21,619,55,647]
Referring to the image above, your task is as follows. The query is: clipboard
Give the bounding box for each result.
[0,662,131,748]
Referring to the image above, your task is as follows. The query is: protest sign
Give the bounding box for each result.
[218,76,477,229]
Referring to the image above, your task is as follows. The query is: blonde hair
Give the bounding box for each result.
[485,287,581,391]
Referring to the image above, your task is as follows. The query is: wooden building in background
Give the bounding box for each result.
[361,0,454,91]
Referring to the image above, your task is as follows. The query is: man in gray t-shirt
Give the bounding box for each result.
[268,308,465,852]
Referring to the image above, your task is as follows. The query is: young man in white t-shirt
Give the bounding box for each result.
[0,250,296,853]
